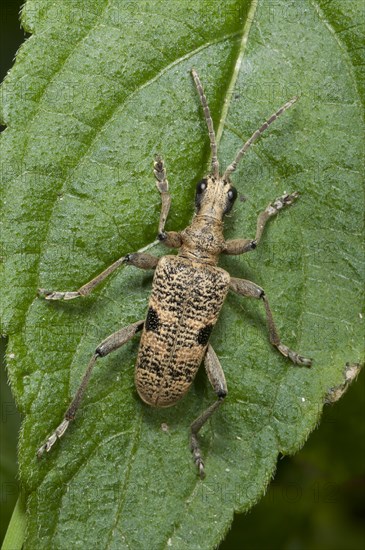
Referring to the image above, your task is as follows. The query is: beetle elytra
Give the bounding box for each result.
[37,69,312,478]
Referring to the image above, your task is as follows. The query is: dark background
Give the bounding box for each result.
[1,1,364,548]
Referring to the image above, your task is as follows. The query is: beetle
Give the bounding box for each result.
[37,69,312,478]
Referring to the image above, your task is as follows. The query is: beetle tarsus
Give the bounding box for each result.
[37,418,70,458]
[278,343,312,367]
[191,435,206,479]
[38,289,80,301]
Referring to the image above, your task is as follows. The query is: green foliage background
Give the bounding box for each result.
[0,1,364,549]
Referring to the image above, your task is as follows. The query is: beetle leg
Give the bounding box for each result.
[154,156,182,248]
[190,344,227,479]
[223,192,299,255]
[37,320,144,457]
[154,156,172,237]
[38,252,159,301]
[38,155,176,302]
[230,277,312,366]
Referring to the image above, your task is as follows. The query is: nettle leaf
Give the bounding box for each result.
[1,0,363,548]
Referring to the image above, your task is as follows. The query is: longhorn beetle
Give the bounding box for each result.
[37,69,312,478]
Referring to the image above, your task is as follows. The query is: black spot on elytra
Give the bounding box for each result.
[197,324,213,346]
[145,307,160,332]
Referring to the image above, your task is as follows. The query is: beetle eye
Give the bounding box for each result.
[227,187,237,202]
[196,179,207,194]
[223,186,237,215]
[195,179,207,210]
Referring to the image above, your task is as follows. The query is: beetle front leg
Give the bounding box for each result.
[230,277,312,366]
[191,344,227,479]
[154,156,183,249]
[37,320,144,457]
[154,155,171,238]
[223,192,299,255]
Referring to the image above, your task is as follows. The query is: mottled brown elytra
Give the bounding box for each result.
[37,69,312,478]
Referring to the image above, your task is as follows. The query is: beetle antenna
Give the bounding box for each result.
[191,69,219,178]
[223,96,298,180]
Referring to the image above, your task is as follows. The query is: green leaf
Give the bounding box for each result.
[1,1,363,548]
[1,496,26,550]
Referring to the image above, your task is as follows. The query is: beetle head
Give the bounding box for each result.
[195,176,237,220]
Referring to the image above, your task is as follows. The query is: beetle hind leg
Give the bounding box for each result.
[190,344,227,479]
[37,320,144,458]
